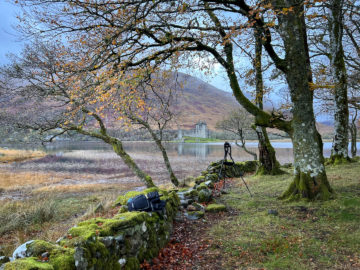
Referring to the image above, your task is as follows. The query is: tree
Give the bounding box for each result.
[327,0,350,163]
[122,73,180,186]
[216,108,257,161]
[14,0,334,200]
[252,27,282,175]
[1,41,183,188]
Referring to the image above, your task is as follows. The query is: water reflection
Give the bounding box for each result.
[1,141,360,162]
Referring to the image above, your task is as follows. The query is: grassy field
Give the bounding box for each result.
[206,161,360,269]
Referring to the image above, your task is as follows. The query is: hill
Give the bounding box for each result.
[173,73,240,130]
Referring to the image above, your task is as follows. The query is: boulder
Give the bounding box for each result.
[198,189,212,203]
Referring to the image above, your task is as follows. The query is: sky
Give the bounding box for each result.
[0,1,22,65]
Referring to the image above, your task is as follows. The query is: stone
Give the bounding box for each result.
[12,240,34,259]
[187,205,197,211]
[191,202,205,212]
[196,183,208,191]
[41,252,50,259]
[198,189,212,203]
[268,209,279,216]
[204,180,214,188]
[205,204,226,213]
[184,211,204,220]
[0,256,10,265]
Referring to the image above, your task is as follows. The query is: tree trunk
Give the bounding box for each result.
[328,0,350,163]
[255,126,282,175]
[349,111,358,158]
[235,140,257,161]
[111,139,155,188]
[153,138,179,186]
[274,0,333,200]
[141,121,179,187]
[254,27,281,175]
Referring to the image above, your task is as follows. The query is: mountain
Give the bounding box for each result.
[173,73,240,129]
[173,73,334,138]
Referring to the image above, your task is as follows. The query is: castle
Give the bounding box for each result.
[177,121,209,140]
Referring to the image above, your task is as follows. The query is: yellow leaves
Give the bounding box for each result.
[308,82,335,91]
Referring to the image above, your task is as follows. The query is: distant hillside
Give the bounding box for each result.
[173,73,240,129]
[172,73,334,137]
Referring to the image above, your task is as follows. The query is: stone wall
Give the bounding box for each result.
[2,188,179,270]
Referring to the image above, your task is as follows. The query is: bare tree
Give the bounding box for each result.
[216,108,257,160]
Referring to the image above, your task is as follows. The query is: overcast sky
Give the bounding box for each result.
[0,1,23,65]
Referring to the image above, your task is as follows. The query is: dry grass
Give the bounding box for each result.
[0,148,45,163]
[34,182,142,193]
[0,170,64,190]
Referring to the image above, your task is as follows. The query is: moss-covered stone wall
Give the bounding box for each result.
[3,188,179,270]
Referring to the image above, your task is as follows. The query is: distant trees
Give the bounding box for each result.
[12,0,338,200]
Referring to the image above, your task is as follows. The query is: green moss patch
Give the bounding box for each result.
[205,204,226,213]
[4,257,54,270]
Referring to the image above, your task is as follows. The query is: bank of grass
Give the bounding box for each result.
[209,161,360,269]
[182,136,222,143]
[0,189,124,256]
[0,148,45,163]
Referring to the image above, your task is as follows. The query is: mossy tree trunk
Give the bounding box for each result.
[111,140,156,188]
[205,2,333,199]
[151,134,179,187]
[254,27,281,175]
[328,0,350,163]
[70,111,156,188]
[349,110,358,157]
[274,1,333,200]
[127,115,179,187]
[255,126,282,175]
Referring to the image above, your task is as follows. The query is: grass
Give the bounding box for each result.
[207,161,360,269]
[182,136,222,143]
[0,170,64,190]
[0,190,122,256]
[0,148,45,163]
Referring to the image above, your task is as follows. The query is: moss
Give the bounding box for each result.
[205,204,226,213]
[236,161,258,173]
[114,187,165,206]
[201,171,208,176]
[205,173,218,182]
[256,163,284,176]
[4,257,54,270]
[196,183,208,191]
[198,189,212,203]
[26,240,57,257]
[101,212,147,236]
[185,189,198,197]
[124,257,140,270]
[49,249,75,270]
[326,154,351,165]
[195,176,205,184]
[24,241,75,270]
[190,211,204,218]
